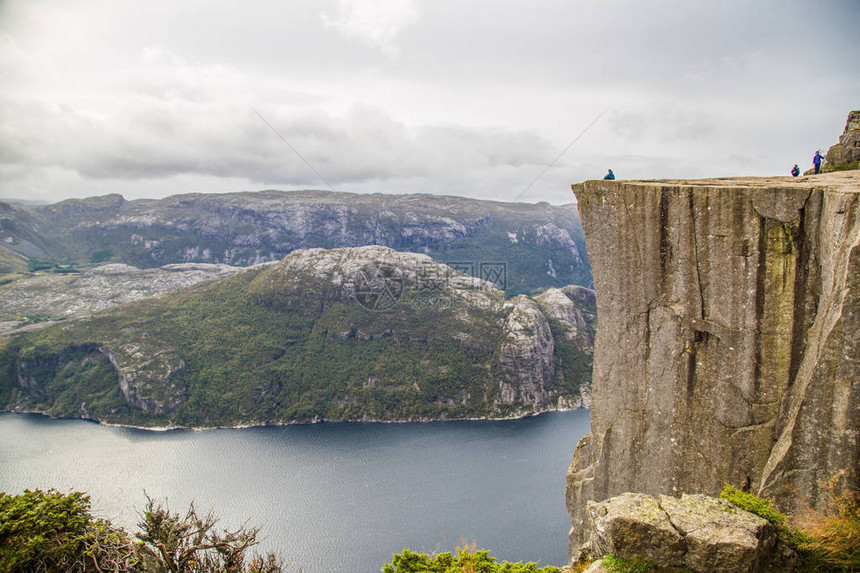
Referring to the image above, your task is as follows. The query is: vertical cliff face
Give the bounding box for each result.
[566,172,860,558]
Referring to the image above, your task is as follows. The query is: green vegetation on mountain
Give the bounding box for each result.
[0,247,594,427]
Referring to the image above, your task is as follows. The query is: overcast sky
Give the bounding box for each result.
[1,0,858,205]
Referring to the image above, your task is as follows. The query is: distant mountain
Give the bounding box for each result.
[0,247,595,427]
[0,190,589,295]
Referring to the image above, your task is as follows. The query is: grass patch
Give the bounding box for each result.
[720,483,860,572]
[600,554,693,573]
[720,484,788,532]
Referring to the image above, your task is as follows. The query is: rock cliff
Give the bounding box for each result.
[566,172,860,558]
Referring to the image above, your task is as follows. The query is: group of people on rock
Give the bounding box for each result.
[600,150,827,182]
[790,150,826,177]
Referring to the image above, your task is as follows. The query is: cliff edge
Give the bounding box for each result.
[566,171,860,558]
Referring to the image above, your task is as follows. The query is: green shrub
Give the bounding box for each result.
[0,488,138,572]
[90,249,113,263]
[27,258,55,272]
[383,545,560,573]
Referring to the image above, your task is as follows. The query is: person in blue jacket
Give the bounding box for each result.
[603,169,615,180]
[791,164,800,177]
[813,151,824,174]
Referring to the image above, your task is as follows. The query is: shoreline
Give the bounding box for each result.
[1,404,587,432]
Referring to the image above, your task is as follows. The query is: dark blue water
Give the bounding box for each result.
[0,410,589,573]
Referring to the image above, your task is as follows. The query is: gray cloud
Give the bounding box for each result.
[0,0,858,204]
[0,91,554,194]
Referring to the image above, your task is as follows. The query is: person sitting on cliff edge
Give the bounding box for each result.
[791,164,800,177]
[603,169,615,180]
[813,150,824,174]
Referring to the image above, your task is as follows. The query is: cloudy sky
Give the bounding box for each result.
[1,0,858,205]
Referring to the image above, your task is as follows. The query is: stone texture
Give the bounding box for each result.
[567,172,860,559]
[659,494,775,573]
[585,493,685,566]
[581,493,779,573]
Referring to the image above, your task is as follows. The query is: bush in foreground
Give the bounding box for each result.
[0,489,138,572]
[382,544,560,573]
[0,489,284,573]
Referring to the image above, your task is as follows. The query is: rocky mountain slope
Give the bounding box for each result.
[0,190,590,295]
[0,263,241,336]
[0,246,595,427]
[565,171,860,557]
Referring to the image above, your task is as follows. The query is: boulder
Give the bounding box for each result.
[659,494,776,573]
[585,493,685,567]
[582,493,781,573]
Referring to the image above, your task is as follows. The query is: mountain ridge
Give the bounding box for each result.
[0,189,590,295]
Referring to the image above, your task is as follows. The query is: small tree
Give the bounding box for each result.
[136,495,283,573]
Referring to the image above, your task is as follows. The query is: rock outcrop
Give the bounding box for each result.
[823,111,860,172]
[496,296,555,409]
[566,172,860,558]
[580,493,780,573]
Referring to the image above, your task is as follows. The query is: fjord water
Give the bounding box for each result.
[0,410,588,572]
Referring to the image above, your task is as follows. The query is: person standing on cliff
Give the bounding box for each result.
[813,150,824,174]
[791,164,800,177]
[603,169,615,180]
